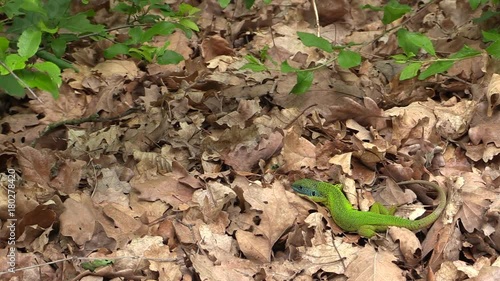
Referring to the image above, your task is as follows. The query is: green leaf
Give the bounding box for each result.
[0,37,9,53]
[418,61,454,80]
[157,50,184,65]
[473,10,500,24]
[218,0,231,8]
[81,259,114,272]
[113,2,138,14]
[127,27,144,45]
[179,19,199,32]
[244,54,261,65]
[290,71,313,95]
[60,13,105,34]
[361,4,384,11]
[482,30,500,42]
[399,62,421,80]
[469,0,488,9]
[245,0,255,9]
[338,50,361,68]
[0,74,25,97]
[128,48,146,60]
[240,63,267,72]
[486,41,500,59]
[178,3,201,15]
[19,69,60,98]
[44,0,71,20]
[382,0,411,24]
[141,22,176,43]
[297,32,333,53]
[469,0,481,9]
[0,54,27,75]
[104,43,130,59]
[397,28,435,56]
[449,45,481,59]
[280,60,298,73]
[33,61,62,87]
[37,21,58,34]
[51,38,67,57]
[18,29,42,58]
[137,45,157,62]
[391,53,410,63]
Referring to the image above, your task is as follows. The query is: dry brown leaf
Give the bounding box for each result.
[345,247,405,281]
[388,227,422,266]
[486,73,500,117]
[17,146,85,195]
[434,99,476,140]
[201,35,235,61]
[92,168,131,207]
[190,252,258,281]
[145,244,182,281]
[281,130,316,172]
[224,131,283,172]
[328,97,386,130]
[236,180,297,262]
[192,181,236,222]
[216,99,261,128]
[469,101,500,147]
[59,194,97,246]
[0,114,39,133]
[93,60,138,80]
[28,86,88,124]
[456,174,495,233]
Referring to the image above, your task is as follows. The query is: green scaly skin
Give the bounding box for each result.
[291,179,446,238]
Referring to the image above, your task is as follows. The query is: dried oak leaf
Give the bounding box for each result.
[131,162,198,209]
[235,181,297,262]
[345,247,405,281]
[60,194,97,246]
[17,146,85,195]
[201,35,235,61]
[486,73,500,117]
[281,130,316,172]
[190,252,258,281]
[328,97,386,130]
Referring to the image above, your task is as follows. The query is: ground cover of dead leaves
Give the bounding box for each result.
[0,0,500,280]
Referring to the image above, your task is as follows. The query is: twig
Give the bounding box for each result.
[311,0,320,36]
[0,255,181,275]
[32,106,142,147]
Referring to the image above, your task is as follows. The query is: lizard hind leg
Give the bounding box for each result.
[358,225,389,238]
[369,202,397,215]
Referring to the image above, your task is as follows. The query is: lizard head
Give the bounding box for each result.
[291,179,329,204]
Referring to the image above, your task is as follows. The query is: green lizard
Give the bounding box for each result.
[291,179,446,238]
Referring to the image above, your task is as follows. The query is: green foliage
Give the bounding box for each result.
[81,259,114,272]
[217,0,272,9]
[239,0,487,93]
[290,71,313,95]
[482,30,500,58]
[363,0,411,25]
[397,29,435,56]
[0,0,195,99]
[105,1,199,64]
[297,32,333,53]
[338,50,361,69]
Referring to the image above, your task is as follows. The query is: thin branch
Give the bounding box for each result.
[311,0,320,36]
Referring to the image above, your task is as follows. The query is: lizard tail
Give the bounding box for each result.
[397,180,447,230]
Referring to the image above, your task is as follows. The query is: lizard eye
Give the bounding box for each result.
[311,191,317,196]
